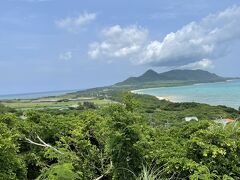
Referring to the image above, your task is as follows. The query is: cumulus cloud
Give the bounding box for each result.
[179,59,214,70]
[88,25,148,59]
[59,51,72,61]
[56,12,96,33]
[88,6,240,69]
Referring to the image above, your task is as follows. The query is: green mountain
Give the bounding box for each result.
[116,69,226,86]
[73,69,236,97]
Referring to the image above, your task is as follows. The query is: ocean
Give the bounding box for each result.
[0,90,76,100]
[133,80,240,109]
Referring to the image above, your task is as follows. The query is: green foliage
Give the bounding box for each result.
[103,103,143,179]
[137,165,161,180]
[37,163,80,180]
[0,103,16,114]
[0,122,26,179]
[83,101,97,109]
[186,123,240,178]
[77,102,85,110]
[122,92,139,112]
[0,93,240,179]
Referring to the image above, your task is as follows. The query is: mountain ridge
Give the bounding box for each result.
[115,69,228,86]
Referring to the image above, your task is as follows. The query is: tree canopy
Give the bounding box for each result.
[0,94,239,179]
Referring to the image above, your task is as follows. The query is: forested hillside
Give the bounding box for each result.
[0,93,240,179]
[116,69,228,86]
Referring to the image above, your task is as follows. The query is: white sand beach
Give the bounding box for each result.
[131,90,176,101]
[156,96,176,101]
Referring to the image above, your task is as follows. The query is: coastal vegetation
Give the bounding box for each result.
[0,92,240,179]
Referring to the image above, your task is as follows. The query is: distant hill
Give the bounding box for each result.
[116,69,227,86]
[71,69,238,97]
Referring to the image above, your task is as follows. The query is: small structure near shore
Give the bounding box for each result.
[184,116,198,122]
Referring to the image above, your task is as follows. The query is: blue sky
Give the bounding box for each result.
[1,0,240,94]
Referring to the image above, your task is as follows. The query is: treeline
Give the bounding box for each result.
[0,94,240,179]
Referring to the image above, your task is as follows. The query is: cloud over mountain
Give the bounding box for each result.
[88,6,240,68]
[179,59,214,70]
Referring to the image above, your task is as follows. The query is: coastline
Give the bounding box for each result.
[131,79,239,93]
[131,89,177,101]
[156,96,176,101]
[131,79,240,96]
[131,79,240,109]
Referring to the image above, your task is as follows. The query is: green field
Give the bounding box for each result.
[1,97,116,110]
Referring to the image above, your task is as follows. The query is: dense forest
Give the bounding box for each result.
[0,93,240,179]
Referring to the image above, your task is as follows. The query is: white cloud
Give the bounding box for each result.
[88,6,240,69]
[59,51,72,61]
[179,59,214,70]
[88,25,148,59]
[56,12,96,33]
[139,6,240,67]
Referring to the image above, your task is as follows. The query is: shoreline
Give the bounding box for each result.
[131,79,240,93]
[156,96,176,101]
[131,90,177,101]
[131,80,240,110]
[131,79,240,97]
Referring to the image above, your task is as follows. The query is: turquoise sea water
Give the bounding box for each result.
[133,80,240,109]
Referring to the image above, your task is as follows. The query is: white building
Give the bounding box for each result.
[185,116,198,122]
